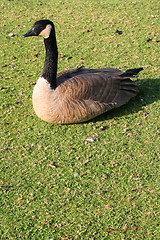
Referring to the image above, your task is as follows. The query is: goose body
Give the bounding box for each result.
[23,20,143,124]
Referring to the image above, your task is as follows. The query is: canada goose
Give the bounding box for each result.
[23,19,143,124]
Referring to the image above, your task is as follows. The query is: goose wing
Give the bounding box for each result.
[59,71,139,104]
[55,70,139,123]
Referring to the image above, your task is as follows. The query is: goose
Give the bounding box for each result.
[23,19,143,124]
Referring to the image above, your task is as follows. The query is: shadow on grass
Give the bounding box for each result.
[91,78,160,123]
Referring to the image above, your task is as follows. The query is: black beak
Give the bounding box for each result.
[22,28,35,37]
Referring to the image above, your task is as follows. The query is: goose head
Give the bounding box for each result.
[22,19,54,39]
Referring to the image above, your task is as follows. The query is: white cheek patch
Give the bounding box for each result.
[39,24,52,39]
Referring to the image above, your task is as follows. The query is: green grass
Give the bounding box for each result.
[1,0,160,239]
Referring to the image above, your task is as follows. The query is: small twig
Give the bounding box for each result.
[103,226,140,234]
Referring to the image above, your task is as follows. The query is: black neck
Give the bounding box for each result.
[41,29,58,89]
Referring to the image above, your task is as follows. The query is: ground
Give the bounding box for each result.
[1,0,159,239]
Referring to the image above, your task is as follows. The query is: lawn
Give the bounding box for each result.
[1,0,160,239]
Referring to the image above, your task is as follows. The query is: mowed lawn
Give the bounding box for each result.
[1,0,159,239]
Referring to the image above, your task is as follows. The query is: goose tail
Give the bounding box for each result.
[121,67,143,78]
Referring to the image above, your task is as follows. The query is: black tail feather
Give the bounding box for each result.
[120,68,143,78]
[125,68,143,76]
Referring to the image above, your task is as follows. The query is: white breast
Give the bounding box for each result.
[32,77,61,123]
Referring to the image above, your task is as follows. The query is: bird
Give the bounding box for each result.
[22,19,143,124]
